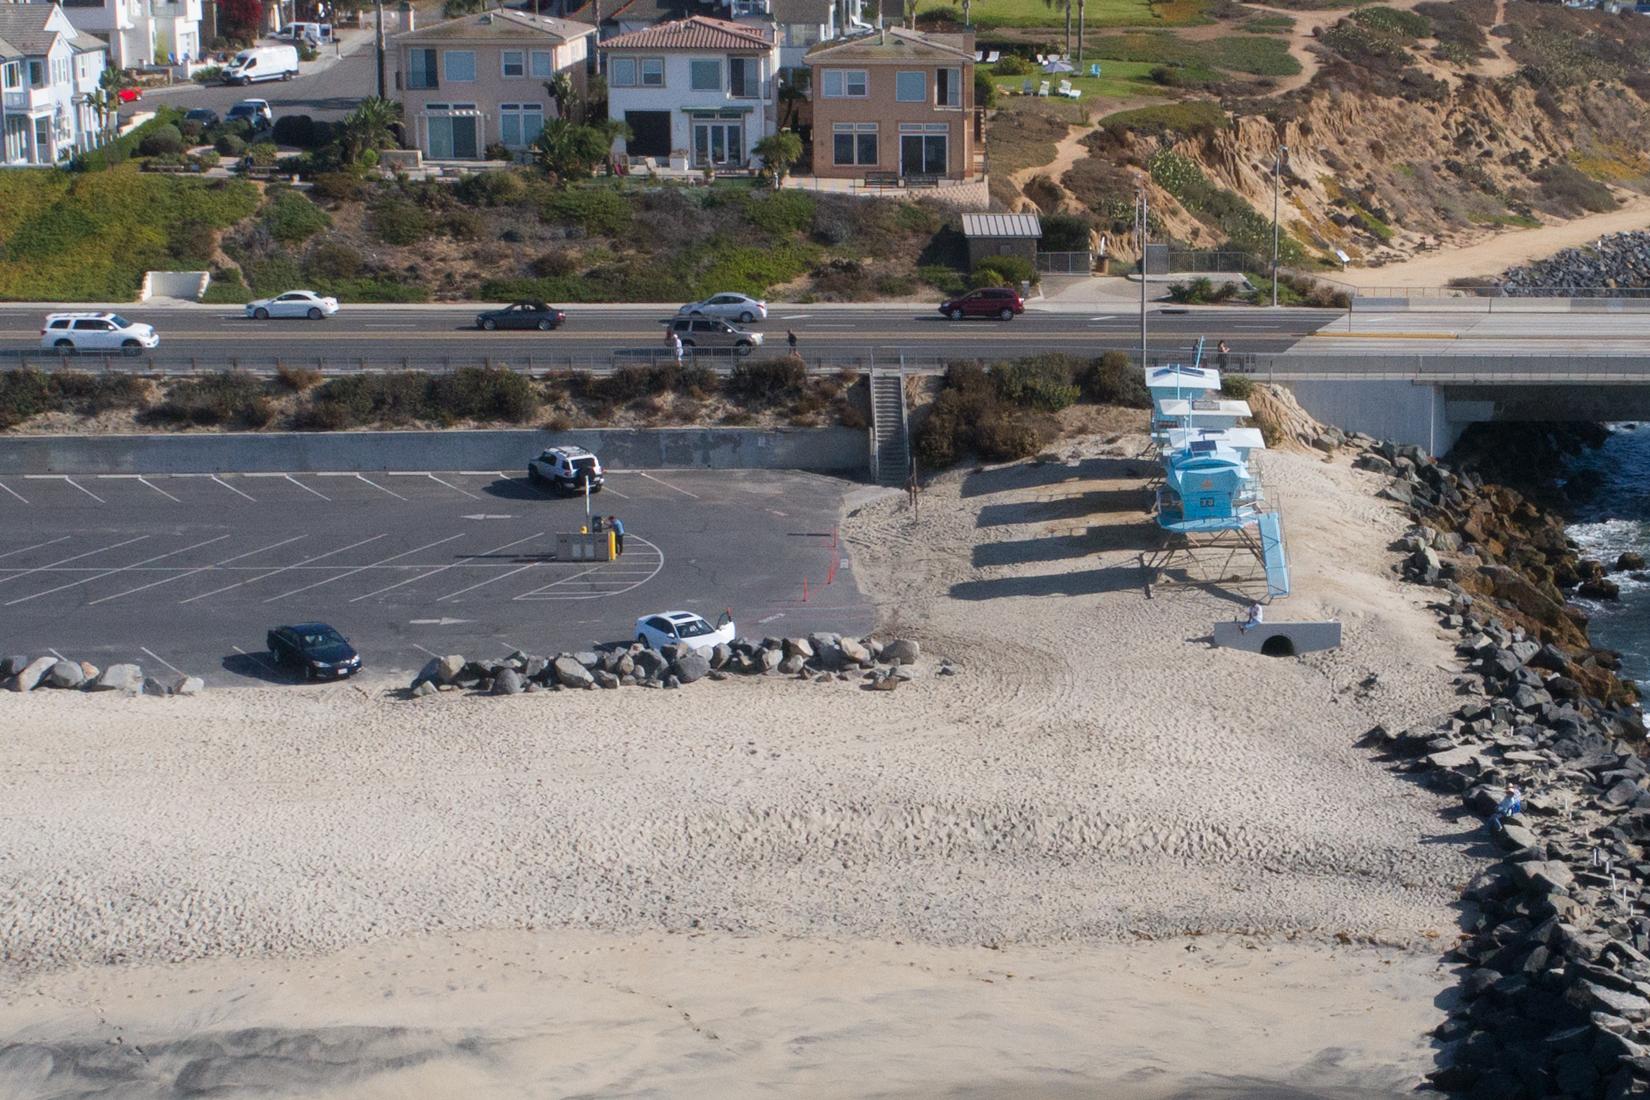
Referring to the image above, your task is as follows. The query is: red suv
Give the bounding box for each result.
[939,286,1025,321]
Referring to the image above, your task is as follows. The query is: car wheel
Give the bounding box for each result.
[999,308,1014,321]
[735,341,753,357]
[253,307,269,320]
[53,338,74,352]
[536,319,553,331]
[636,635,650,648]
[307,307,322,320]
[121,339,141,357]
[481,318,497,331]
[739,311,754,324]
[950,308,964,321]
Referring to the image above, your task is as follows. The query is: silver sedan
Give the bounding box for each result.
[678,293,767,324]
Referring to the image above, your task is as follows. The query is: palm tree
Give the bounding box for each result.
[340,96,401,164]
[1041,0,1071,58]
[545,71,582,123]
[1076,0,1085,62]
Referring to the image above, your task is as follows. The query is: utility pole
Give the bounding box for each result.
[374,0,386,100]
[1138,188,1148,368]
[1271,144,1287,308]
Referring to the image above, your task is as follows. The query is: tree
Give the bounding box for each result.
[545,71,582,123]
[1042,0,1071,57]
[753,131,803,188]
[776,73,807,130]
[1076,0,1085,62]
[531,117,626,181]
[215,0,264,43]
[340,97,401,164]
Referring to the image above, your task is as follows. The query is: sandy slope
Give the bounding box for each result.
[0,436,1482,1097]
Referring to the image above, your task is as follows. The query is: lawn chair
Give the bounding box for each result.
[1035,53,1046,64]
[1089,62,1101,77]
[1058,79,1081,99]
[1036,80,1051,96]
[1021,78,1035,94]
[986,50,1000,63]
[976,49,986,62]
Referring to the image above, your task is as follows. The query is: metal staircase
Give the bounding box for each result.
[870,369,910,486]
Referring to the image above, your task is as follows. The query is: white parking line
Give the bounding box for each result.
[211,475,256,502]
[180,534,387,604]
[0,534,70,561]
[231,643,280,675]
[88,534,308,606]
[0,481,27,504]
[0,535,149,583]
[4,535,232,606]
[346,533,541,604]
[285,474,330,501]
[639,472,699,499]
[426,473,480,499]
[266,534,467,603]
[512,537,664,601]
[410,642,442,659]
[356,474,407,501]
[138,477,183,503]
[64,478,105,504]
[436,561,540,602]
[140,646,184,676]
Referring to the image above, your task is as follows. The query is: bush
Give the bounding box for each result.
[431,367,538,423]
[310,171,365,202]
[1040,212,1093,253]
[168,220,218,264]
[304,239,363,280]
[297,42,318,62]
[275,363,322,392]
[193,150,221,169]
[974,70,997,109]
[455,169,528,207]
[484,141,511,161]
[180,119,205,144]
[145,371,273,428]
[1167,276,1238,304]
[247,142,278,167]
[726,358,806,404]
[442,209,485,239]
[994,53,1037,76]
[745,190,815,235]
[0,369,151,428]
[1221,374,1255,400]
[1533,164,1616,215]
[540,188,632,236]
[370,198,432,245]
[192,65,223,83]
[139,124,185,157]
[1101,101,1227,140]
[991,355,1081,411]
[811,205,853,246]
[297,367,536,428]
[918,264,967,295]
[971,254,1036,288]
[215,132,247,157]
[914,362,1056,468]
[272,114,320,147]
[1077,350,1150,407]
[201,270,253,303]
[261,189,331,243]
[529,250,578,278]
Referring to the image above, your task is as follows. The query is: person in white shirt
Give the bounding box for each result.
[1240,601,1264,633]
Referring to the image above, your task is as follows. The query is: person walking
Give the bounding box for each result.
[787,329,798,353]
[609,515,624,556]
[1216,340,1231,373]
[670,330,684,365]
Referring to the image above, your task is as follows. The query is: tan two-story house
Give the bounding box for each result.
[394,10,596,162]
[804,27,974,182]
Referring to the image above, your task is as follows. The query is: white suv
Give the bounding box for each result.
[41,312,160,356]
[528,446,604,494]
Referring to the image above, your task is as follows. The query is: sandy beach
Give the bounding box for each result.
[0,432,1484,1097]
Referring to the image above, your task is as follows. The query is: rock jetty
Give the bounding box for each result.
[1499,231,1650,296]
[2,653,204,696]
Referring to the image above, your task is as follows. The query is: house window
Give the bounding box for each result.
[500,102,545,147]
[444,50,475,82]
[729,57,759,98]
[501,50,524,77]
[937,66,962,106]
[28,59,45,87]
[609,56,636,85]
[895,71,925,102]
[898,121,948,175]
[690,59,721,91]
[832,121,877,166]
[426,104,480,159]
[1,62,19,90]
[641,58,664,85]
[821,68,867,98]
[530,49,553,77]
[406,47,437,88]
[609,56,662,86]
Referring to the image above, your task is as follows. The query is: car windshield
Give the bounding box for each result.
[675,618,713,638]
[107,315,132,328]
[302,630,345,647]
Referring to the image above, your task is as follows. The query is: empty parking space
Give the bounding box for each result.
[0,468,873,683]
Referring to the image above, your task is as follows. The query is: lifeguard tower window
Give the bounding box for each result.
[1259,634,1297,658]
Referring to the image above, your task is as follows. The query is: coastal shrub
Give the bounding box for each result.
[0,369,150,428]
[991,355,1081,412]
[215,132,247,157]
[441,209,486,239]
[70,108,185,172]
[1221,374,1255,400]
[455,169,529,207]
[200,271,253,303]
[540,188,632,236]
[1078,351,1150,408]
[274,364,322,392]
[1533,164,1616,215]
[303,240,363,280]
[529,250,578,278]
[370,198,432,245]
[918,264,967,294]
[310,171,366,203]
[295,367,535,428]
[1167,276,1239,304]
[139,124,185,157]
[1100,101,1227,140]
[144,371,273,428]
[261,189,331,243]
[727,358,806,404]
[1149,150,1306,265]
[971,254,1037,288]
[272,114,320,147]
[431,367,538,423]
[993,53,1037,76]
[915,362,1058,468]
[745,190,816,236]
[1040,212,1094,253]
[247,142,278,168]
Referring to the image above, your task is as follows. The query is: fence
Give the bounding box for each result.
[1166,250,1264,275]
[1347,284,1650,300]
[1035,250,1093,274]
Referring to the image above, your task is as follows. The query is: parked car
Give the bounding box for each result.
[678,293,767,324]
[266,623,362,680]
[225,98,274,130]
[117,86,141,103]
[184,107,220,127]
[634,611,736,654]
[276,21,332,43]
[665,316,762,356]
[223,45,299,85]
[39,312,159,356]
[246,290,338,320]
[528,446,603,494]
[939,286,1024,321]
[476,301,565,331]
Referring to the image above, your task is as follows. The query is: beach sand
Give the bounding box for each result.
[0,437,1483,1097]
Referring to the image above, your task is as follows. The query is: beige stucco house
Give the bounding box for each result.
[394,10,596,161]
[803,26,975,182]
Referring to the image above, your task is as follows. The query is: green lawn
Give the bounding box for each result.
[917,0,1207,30]
[990,58,1174,100]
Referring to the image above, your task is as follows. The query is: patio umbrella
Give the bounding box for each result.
[1041,59,1074,73]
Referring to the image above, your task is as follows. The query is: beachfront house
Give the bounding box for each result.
[23,0,203,69]
[0,3,109,166]
[603,15,778,170]
[394,9,596,162]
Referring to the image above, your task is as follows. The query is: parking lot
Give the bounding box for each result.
[0,467,871,684]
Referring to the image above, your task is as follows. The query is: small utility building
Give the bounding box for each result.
[962,212,1042,268]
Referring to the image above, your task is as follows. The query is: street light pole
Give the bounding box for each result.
[374,0,386,100]
[1138,188,1148,367]
[1271,144,1287,308]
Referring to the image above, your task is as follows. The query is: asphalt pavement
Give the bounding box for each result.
[129,31,380,124]
[0,467,871,685]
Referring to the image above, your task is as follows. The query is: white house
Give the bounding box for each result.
[29,0,203,69]
[603,14,777,169]
[0,4,109,166]
[726,0,865,70]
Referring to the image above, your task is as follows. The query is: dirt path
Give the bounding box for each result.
[1338,194,1650,287]
[1477,0,1517,78]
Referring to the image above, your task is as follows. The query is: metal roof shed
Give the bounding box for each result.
[962,212,1042,269]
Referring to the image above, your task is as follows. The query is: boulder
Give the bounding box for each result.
[881,639,920,665]
[633,649,667,680]
[779,654,807,674]
[169,674,204,697]
[838,637,871,665]
[1604,778,1643,807]
[411,679,438,698]
[1617,552,1647,572]
[709,643,732,669]
[574,651,601,669]
[760,647,784,673]
[141,676,172,697]
[783,637,814,660]
[594,669,620,689]
[491,668,525,695]
[868,671,899,691]
[89,663,144,693]
[43,659,85,689]
[412,657,444,689]
[9,656,53,691]
[0,655,29,679]
[1497,823,1540,852]
[552,656,595,689]
[672,651,711,684]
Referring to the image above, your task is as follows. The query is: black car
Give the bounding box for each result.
[476,301,565,332]
[184,107,220,128]
[266,622,362,680]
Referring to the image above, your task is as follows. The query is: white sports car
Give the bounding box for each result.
[634,610,735,653]
[246,290,339,320]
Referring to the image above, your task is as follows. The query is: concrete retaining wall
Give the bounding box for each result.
[0,427,871,476]
[1283,379,1455,454]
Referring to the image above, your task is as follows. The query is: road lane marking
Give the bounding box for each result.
[436,561,540,602]
[140,646,184,676]
[0,535,70,560]
[639,472,698,499]
[88,534,308,605]
[180,534,388,604]
[211,475,256,501]
[265,534,468,602]
[284,474,330,500]
[0,535,150,583]
[0,481,26,504]
[347,532,542,603]
[757,613,784,624]
[5,535,233,606]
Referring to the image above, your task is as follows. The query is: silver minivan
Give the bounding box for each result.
[666,317,763,356]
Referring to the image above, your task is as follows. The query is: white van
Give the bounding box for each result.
[223,44,299,85]
[278,22,332,43]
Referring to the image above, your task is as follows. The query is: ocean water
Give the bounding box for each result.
[1564,423,1650,694]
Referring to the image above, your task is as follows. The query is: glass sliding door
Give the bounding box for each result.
[691,118,743,167]
[899,131,947,176]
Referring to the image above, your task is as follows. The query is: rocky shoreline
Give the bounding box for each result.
[1351,433,1650,1097]
[1499,231,1650,295]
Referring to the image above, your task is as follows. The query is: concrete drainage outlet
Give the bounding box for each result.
[1259,634,1297,658]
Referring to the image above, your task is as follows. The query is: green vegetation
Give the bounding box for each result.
[914,0,1201,30]
[1099,100,1227,138]
[1079,30,1300,76]
[260,188,332,243]
[1239,12,1293,32]
[972,254,1037,288]
[0,369,150,430]
[1148,150,1306,264]
[297,368,539,430]
[144,371,274,429]
[1532,164,1617,216]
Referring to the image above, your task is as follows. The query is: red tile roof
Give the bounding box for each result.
[603,15,774,51]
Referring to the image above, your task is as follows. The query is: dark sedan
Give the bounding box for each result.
[184,107,220,128]
[266,622,362,680]
[476,301,566,331]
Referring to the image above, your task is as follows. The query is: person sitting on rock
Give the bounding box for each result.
[1489,784,1523,830]
[1240,601,1264,633]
